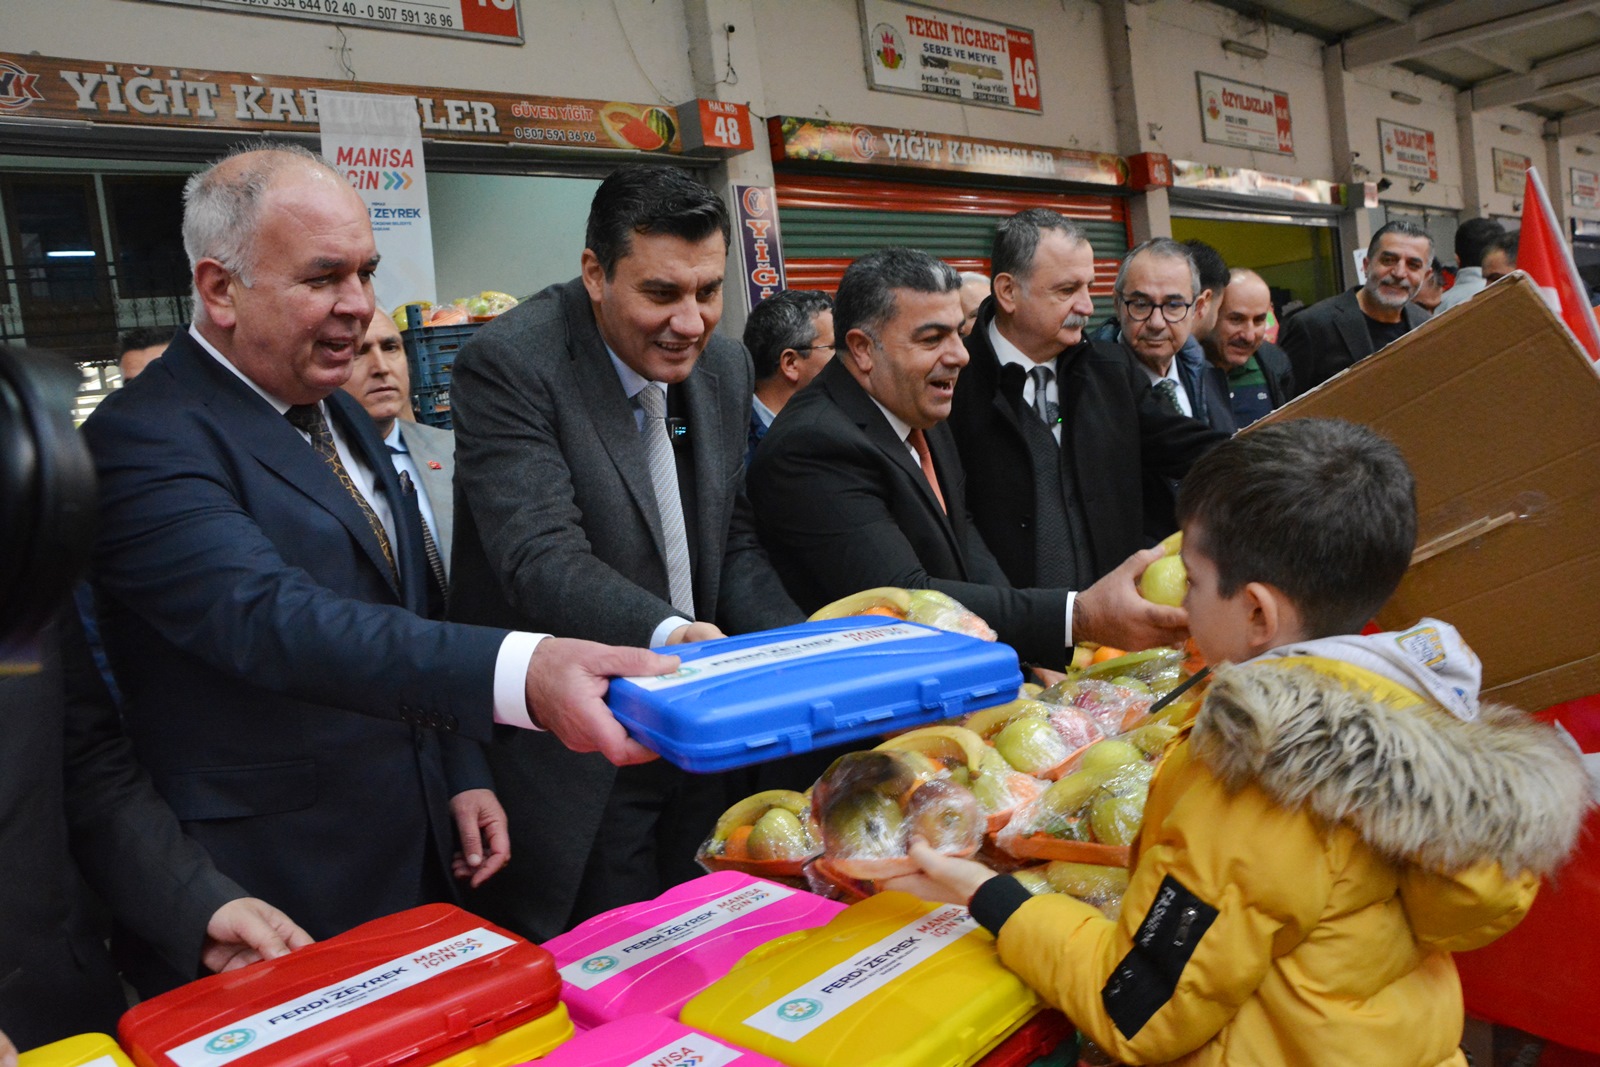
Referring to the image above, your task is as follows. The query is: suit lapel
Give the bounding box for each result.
[823,362,963,559]
[398,421,454,568]
[1335,290,1374,360]
[561,283,669,558]
[171,334,405,600]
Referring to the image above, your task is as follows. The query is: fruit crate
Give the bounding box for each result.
[402,304,481,428]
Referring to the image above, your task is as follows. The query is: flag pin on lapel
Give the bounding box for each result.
[428,461,442,469]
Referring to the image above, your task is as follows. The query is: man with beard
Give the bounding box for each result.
[945,211,1223,652]
[1280,222,1432,396]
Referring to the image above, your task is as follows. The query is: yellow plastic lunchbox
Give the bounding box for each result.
[680,891,1042,1067]
[18,1034,136,1067]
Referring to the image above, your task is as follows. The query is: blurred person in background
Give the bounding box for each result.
[1434,218,1506,313]
[117,326,170,381]
[743,288,834,467]
[1198,268,1296,427]
[1480,232,1519,283]
[957,271,990,336]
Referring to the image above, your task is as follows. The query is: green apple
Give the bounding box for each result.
[994,716,1071,774]
[905,780,982,851]
[1076,739,1146,779]
[747,807,812,861]
[821,791,905,858]
[1139,553,1188,607]
[1013,868,1054,896]
[1088,785,1149,846]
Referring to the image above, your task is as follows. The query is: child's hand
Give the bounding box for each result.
[881,837,1000,905]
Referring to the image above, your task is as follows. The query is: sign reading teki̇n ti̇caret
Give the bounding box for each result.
[1197,72,1293,156]
[860,0,1040,113]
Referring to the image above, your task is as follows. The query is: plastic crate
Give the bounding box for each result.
[413,384,453,430]
[401,304,480,428]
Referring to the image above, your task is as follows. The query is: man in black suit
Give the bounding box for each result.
[749,247,1195,669]
[82,145,673,975]
[744,288,835,469]
[947,213,1223,647]
[1198,268,1296,429]
[450,166,804,939]
[1280,221,1433,396]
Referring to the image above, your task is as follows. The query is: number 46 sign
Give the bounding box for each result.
[136,0,524,44]
[860,0,1042,114]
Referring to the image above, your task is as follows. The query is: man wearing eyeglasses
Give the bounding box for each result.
[743,288,835,469]
[1111,239,1236,437]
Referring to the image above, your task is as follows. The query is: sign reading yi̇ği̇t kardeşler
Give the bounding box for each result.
[860,0,1040,113]
[1197,72,1293,156]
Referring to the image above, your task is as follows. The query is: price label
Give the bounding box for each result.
[134,0,522,44]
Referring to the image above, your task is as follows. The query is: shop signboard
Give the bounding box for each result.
[0,50,681,153]
[1378,119,1438,182]
[1196,72,1293,156]
[131,0,522,44]
[319,91,436,311]
[1493,148,1532,197]
[768,116,1126,186]
[859,0,1041,113]
[1169,159,1333,204]
[732,185,787,314]
[1571,167,1600,209]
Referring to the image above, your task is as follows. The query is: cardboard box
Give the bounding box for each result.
[1259,274,1600,710]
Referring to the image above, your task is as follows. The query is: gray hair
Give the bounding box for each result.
[958,271,990,286]
[834,248,960,341]
[991,209,1088,281]
[183,141,332,319]
[1365,220,1433,264]
[1114,237,1201,300]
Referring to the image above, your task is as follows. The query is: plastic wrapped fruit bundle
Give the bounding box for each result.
[872,725,1041,835]
[994,728,1172,866]
[964,697,1105,780]
[807,586,997,642]
[1012,861,1133,919]
[810,750,984,881]
[696,790,822,886]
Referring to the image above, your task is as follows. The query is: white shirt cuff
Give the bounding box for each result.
[1064,591,1077,650]
[492,631,548,730]
[651,615,693,650]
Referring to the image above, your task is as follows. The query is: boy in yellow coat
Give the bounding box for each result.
[896,419,1592,1066]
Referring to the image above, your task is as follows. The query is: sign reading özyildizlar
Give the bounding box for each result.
[859,0,1041,113]
[1197,72,1293,156]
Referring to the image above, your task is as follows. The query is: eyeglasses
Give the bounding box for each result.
[1119,296,1193,323]
[793,344,835,353]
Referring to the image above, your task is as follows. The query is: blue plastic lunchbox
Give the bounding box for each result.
[608,618,1022,773]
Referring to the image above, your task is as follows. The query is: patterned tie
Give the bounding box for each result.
[1028,364,1060,426]
[396,467,448,607]
[907,428,947,514]
[285,403,397,581]
[1152,378,1183,416]
[636,384,696,617]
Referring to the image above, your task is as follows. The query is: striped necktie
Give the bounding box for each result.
[637,383,696,617]
[285,403,397,582]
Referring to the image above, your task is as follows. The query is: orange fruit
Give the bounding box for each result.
[1090,645,1129,665]
[858,605,905,618]
[723,825,754,860]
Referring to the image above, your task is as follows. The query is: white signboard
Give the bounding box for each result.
[860,0,1041,113]
[1197,72,1293,156]
[1572,167,1600,210]
[319,91,437,311]
[135,0,522,43]
[1379,119,1438,182]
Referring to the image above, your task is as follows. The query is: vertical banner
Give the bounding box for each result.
[732,185,787,313]
[319,90,436,311]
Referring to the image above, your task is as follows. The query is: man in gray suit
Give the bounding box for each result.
[342,307,457,603]
[451,165,804,939]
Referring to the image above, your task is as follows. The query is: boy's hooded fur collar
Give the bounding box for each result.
[1191,661,1591,878]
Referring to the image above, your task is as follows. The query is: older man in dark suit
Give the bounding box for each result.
[1280,221,1433,397]
[81,146,672,978]
[450,166,804,940]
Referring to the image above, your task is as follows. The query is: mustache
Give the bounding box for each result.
[1061,314,1091,330]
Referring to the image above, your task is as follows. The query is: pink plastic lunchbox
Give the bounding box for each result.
[531,1015,783,1067]
[544,871,843,1030]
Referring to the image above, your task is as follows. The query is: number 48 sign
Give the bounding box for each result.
[135,0,524,44]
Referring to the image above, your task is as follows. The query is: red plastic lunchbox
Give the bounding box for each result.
[119,905,568,1067]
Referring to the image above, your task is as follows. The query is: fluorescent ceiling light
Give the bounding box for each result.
[46,249,96,258]
[1221,39,1269,60]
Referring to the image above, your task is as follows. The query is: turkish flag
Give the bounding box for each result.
[1518,167,1600,361]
